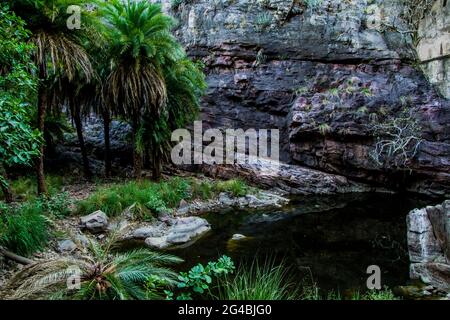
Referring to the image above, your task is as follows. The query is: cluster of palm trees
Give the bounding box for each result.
[9,0,206,195]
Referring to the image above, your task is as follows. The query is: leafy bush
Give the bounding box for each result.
[0,201,50,256]
[217,259,300,300]
[0,4,40,198]
[41,192,72,217]
[166,255,235,300]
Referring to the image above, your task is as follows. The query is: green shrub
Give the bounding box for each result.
[0,201,50,256]
[41,192,72,217]
[167,255,235,300]
[217,259,300,300]
[214,179,248,197]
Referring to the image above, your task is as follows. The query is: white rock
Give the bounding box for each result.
[231,234,247,241]
[58,240,77,253]
[80,211,109,233]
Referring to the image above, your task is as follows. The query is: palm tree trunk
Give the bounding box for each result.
[102,109,112,178]
[71,100,91,179]
[36,78,48,196]
[152,152,162,181]
[132,115,142,179]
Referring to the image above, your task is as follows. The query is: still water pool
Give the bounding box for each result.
[173,193,439,295]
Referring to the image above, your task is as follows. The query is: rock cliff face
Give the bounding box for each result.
[157,0,450,196]
[407,200,450,291]
[417,0,450,99]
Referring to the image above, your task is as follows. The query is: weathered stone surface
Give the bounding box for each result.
[410,263,450,291]
[417,0,450,99]
[132,225,165,239]
[288,64,450,197]
[80,211,109,233]
[161,0,450,196]
[201,160,372,195]
[407,200,450,291]
[74,234,89,248]
[145,217,211,250]
[57,240,77,253]
[427,201,450,262]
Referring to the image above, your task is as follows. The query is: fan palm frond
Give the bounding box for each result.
[1,236,183,300]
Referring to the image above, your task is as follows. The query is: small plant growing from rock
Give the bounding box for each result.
[318,123,332,136]
[255,12,273,32]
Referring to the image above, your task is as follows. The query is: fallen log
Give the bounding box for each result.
[0,246,33,265]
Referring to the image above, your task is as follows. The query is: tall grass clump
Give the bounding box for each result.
[0,201,50,256]
[76,177,252,218]
[217,258,299,300]
[190,180,214,200]
[76,178,192,218]
[213,179,248,198]
[158,177,190,208]
[77,180,160,218]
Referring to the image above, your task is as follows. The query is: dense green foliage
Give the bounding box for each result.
[76,178,251,218]
[0,5,41,192]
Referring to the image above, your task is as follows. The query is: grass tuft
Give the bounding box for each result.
[217,258,300,300]
[0,201,50,256]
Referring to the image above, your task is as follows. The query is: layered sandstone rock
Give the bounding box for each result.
[156,0,450,196]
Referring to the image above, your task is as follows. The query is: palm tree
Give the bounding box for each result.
[10,0,95,194]
[137,58,207,179]
[1,237,183,300]
[101,0,183,179]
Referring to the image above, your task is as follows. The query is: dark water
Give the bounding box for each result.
[172,193,439,294]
